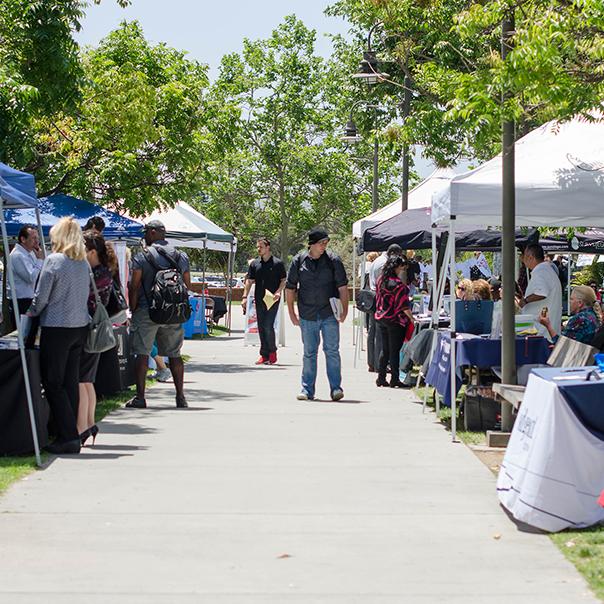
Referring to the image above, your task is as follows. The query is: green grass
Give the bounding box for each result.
[551,527,604,600]
[0,457,39,494]
[412,384,485,446]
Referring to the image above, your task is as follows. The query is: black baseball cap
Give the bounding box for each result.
[144,219,166,232]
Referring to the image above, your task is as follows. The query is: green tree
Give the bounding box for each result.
[328,0,604,162]
[0,0,129,167]
[32,21,213,216]
[204,15,376,260]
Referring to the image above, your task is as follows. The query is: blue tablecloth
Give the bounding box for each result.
[183,297,209,338]
[531,366,604,440]
[425,332,550,406]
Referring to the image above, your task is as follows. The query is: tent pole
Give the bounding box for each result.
[431,229,438,327]
[35,208,47,258]
[449,220,458,443]
[567,253,571,315]
[352,241,356,347]
[202,240,207,338]
[227,243,233,336]
[0,201,42,466]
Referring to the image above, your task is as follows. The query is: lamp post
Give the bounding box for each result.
[352,23,411,213]
[341,101,399,214]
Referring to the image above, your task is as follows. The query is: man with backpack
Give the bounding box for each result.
[127,220,192,409]
[286,228,349,401]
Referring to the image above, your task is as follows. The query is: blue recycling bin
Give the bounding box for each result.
[183,297,208,338]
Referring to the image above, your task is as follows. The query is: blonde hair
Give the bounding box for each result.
[572,286,602,321]
[366,252,380,263]
[456,278,474,300]
[50,217,86,261]
[472,279,492,301]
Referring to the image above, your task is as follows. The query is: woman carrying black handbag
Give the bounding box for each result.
[78,231,114,446]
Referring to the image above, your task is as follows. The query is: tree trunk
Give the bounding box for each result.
[278,169,289,261]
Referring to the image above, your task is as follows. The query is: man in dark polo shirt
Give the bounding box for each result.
[242,237,286,365]
[286,228,349,401]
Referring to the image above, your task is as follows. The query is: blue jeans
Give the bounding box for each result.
[300,315,342,397]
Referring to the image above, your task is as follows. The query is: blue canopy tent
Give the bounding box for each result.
[4,193,144,241]
[0,163,42,465]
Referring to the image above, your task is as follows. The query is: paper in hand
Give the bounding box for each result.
[263,292,277,309]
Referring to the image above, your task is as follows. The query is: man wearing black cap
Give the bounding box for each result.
[286,228,349,401]
[127,220,191,409]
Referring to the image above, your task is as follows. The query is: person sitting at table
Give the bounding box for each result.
[455,278,474,301]
[28,218,90,455]
[472,279,492,301]
[538,285,601,345]
[78,231,113,446]
[375,256,415,388]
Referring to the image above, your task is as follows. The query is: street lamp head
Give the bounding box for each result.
[341,120,362,143]
[351,51,389,85]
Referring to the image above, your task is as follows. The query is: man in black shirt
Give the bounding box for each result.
[243,237,287,365]
[286,228,349,401]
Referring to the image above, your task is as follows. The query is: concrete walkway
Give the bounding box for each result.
[0,313,598,603]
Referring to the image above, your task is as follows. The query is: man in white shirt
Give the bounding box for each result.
[9,225,44,315]
[517,244,562,340]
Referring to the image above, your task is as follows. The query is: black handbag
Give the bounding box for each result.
[356,289,376,313]
[106,279,128,318]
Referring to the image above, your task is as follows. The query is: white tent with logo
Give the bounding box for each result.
[431,114,604,441]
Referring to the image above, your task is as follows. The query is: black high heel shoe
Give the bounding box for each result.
[376,377,389,387]
[90,424,99,445]
[79,428,91,446]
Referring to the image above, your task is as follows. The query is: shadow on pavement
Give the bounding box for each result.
[98,421,157,435]
[83,444,149,452]
[184,362,286,374]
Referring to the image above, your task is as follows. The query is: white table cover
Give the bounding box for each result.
[497,373,604,532]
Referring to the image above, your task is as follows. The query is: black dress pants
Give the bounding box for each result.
[40,326,88,442]
[377,320,405,383]
[256,299,279,359]
[367,313,382,370]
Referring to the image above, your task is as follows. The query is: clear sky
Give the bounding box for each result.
[76,0,351,80]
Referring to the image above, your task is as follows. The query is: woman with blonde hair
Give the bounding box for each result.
[28,218,90,454]
[539,285,601,344]
[455,278,474,301]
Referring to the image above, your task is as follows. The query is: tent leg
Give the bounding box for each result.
[567,253,572,315]
[352,244,356,346]
[227,244,233,336]
[448,222,458,443]
[0,205,42,467]
[431,230,438,326]
[35,208,47,258]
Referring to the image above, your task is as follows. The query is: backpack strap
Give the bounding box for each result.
[155,246,184,273]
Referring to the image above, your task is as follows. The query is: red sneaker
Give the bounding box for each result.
[255,356,268,365]
[267,352,277,365]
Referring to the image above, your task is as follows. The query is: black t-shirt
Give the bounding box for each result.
[285,251,348,320]
[246,255,287,300]
[407,260,421,285]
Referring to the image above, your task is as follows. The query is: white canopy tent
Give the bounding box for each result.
[431,114,604,441]
[432,116,604,228]
[146,201,237,252]
[352,167,455,239]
